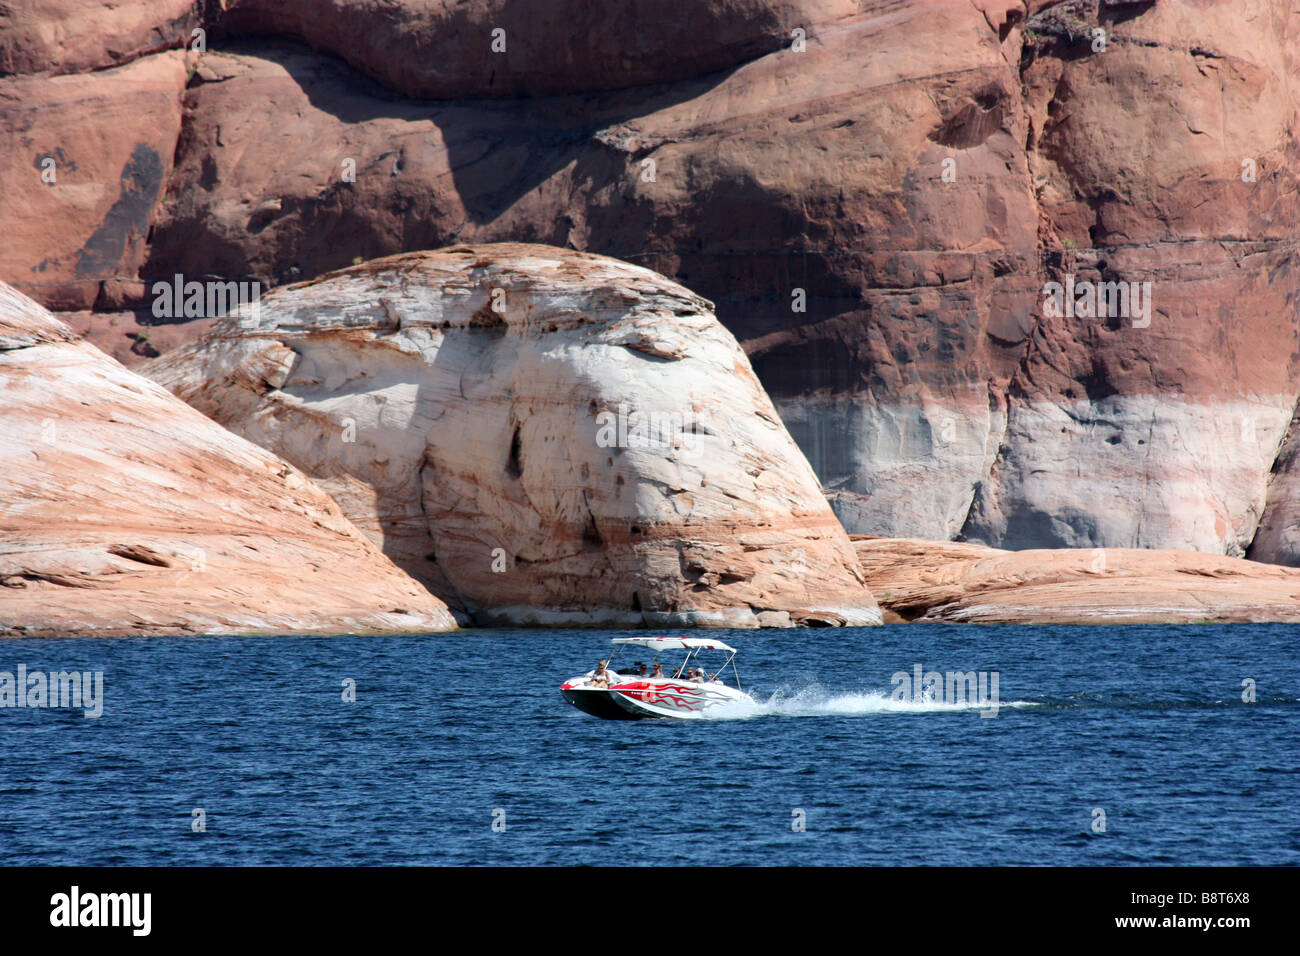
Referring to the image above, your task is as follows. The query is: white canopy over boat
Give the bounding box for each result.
[611,636,737,653]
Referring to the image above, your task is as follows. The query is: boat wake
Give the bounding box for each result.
[704,684,1039,720]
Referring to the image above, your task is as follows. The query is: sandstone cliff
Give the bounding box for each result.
[3,0,1300,564]
[0,280,457,636]
[146,244,881,628]
[0,49,190,310]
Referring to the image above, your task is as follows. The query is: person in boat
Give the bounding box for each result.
[590,660,615,687]
[650,662,664,678]
[633,662,647,676]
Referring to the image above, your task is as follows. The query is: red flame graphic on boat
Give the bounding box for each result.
[612,681,732,711]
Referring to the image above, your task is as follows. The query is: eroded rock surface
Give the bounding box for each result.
[0,280,457,637]
[0,0,196,75]
[855,537,1300,625]
[960,0,1300,556]
[146,244,881,628]
[215,0,857,99]
[4,0,1300,565]
[0,51,188,310]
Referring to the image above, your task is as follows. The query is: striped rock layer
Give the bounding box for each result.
[147,244,881,628]
[0,280,457,636]
[4,1,1300,564]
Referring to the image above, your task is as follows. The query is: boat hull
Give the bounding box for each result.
[560,678,751,720]
[560,687,646,720]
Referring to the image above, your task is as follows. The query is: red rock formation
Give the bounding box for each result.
[0,280,457,636]
[3,0,1300,566]
[215,0,858,99]
[855,536,1300,624]
[0,51,189,310]
[59,309,216,366]
[0,0,196,75]
[965,0,1300,556]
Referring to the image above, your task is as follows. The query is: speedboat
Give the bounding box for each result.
[560,636,754,719]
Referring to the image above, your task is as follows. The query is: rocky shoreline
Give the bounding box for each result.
[143,244,883,629]
[855,537,1300,626]
[6,247,1300,637]
[8,1,1299,563]
[0,281,456,637]
[5,1,1300,637]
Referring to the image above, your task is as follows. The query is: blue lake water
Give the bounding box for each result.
[1,623,1297,865]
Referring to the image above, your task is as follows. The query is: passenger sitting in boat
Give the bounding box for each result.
[590,660,616,687]
[633,662,647,676]
[650,663,664,678]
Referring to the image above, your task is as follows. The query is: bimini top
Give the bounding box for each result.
[611,637,737,653]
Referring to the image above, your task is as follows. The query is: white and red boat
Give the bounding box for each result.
[561,636,753,720]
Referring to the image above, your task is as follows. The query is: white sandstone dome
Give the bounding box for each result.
[147,243,881,628]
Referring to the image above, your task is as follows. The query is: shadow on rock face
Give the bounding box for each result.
[145,243,882,628]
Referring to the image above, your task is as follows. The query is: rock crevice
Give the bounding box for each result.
[147,243,882,628]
